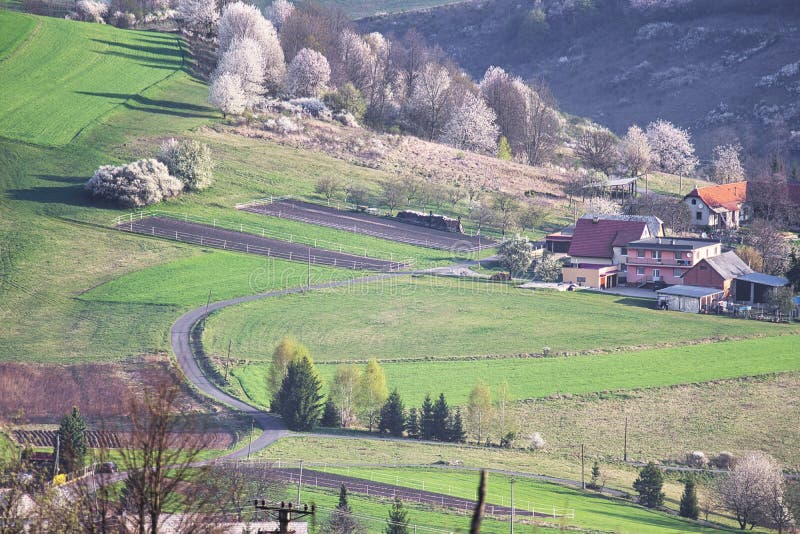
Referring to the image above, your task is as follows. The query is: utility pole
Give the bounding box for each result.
[53,435,60,478]
[624,417,628,463]
[509,477,515,534]
[224,340,232,383]
[247,418,254,460]
[254,501,315,534]
[203,289,212,326]
[581,444,585,490]
[297,459,304,505]
[307,248,311,289]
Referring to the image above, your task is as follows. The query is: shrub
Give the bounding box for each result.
[76,0,107,22]
[686,450,709,468]
[534,254,562,282]
[159,138,214,191]
[529,431,546,450]
[713,451,735,469]
[288,98,331,119]
[85,159,183,207]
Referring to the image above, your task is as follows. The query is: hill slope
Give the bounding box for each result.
[361,0,800,160]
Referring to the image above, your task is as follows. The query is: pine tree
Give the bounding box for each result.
[56,406,88,474]
[321,397,341,428]
[378,389,405,437]
[679,478,699,519]
[589,461,601,489]
[385,497,409,534]
[419,395,435,441]
[323,484,365,534]
[272,356,324,431]
[448,407,466,443]
[338,484,350,512]
[432,393,450,441]
[633,462,665,508]
[405,408,420,439]
[497,136,512,161]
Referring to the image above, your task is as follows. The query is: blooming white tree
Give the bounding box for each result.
[214,37,265,106]
[479,66,527,149]
[618,124,652,177]
[518,84,563,166]
[440,91,499,153]
[286,48,330,97]
[712,143,745,184]
[361,32,392,122]
[76,0,108,22]
[335,30,372,89]
[217,1,285,92]
[159,139,214,191]
[407,62,452,140]
[264,0,293,30]
[645,119,698,176]
[85,160,183,207]
[716,452,790,530]
[175,0,217,34]
[208,72,246,116]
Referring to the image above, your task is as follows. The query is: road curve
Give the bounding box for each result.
[170,273,406,459]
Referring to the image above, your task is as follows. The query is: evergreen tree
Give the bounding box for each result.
[405,408,420,439]
[633,462,665,508]
[338,484,350,512]
[56,406,88,473]
[385,497,410,534]
[679,478,699,519]
[589,461,601,489]
[323,484,365,534]
[321,397,341,428]
[448,407,466,443]
[432,393,451,441]
[272,356,324,431]
[378,389,406,437]
[419,395,435,440]
[497,136,512,161]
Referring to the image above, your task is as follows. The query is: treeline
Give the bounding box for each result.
[268,337,532,448]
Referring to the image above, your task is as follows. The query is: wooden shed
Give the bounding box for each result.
[656,285,724,313]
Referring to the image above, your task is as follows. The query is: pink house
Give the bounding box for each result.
[625,237,722,286]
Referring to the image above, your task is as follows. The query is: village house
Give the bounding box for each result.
[680,250,753,297]
[684,181,751,229]
[561,216,661,288]
[625,237,722,286]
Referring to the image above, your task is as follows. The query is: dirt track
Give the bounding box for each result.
[240,199,496,252]
[117,216,407,271]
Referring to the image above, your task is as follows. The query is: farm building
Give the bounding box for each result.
[681,250,753,296]
[733,272,791,304]
[626,237,722,286]
[684,181,751,229]
[656,285,724,313]
[545,225,573,253]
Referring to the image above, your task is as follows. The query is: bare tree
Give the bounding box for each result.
[468,201,495,234]
[206,463,286,523]
[746,219,790,275]
[575,129,618,175]
[518,83,562,166]
[391,29,431,107]
[314,176,342,202]
[479,67,526,151]
[406,62,452,140]
[492,193,521,237]
[381,179,406,214]
[516,200,551,233]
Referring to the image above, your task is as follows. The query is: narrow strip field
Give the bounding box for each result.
[240,198,495,251]
[117,216,408,271]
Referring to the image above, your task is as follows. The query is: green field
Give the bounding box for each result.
[204,275,799,362]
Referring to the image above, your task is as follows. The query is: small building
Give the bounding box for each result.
[684,181,751,229]
[625,237,722,286]
[545,224,574,253]
[561,263,619,289]
[681,250,753,297]
[656,285,724,313]
[733,272,791,304]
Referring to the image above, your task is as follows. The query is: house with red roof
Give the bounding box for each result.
[684,181,751,229]
[626,237,723,286]
[561,216,656,288]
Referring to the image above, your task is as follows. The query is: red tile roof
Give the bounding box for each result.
[568,218,649,259]
[685,181,748,212]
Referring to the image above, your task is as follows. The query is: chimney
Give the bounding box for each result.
[671,239,676,245]
[592,216,599,224]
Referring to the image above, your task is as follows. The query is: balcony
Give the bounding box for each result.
[627,256,686,266]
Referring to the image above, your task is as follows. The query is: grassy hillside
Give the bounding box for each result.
[0,12,188,146]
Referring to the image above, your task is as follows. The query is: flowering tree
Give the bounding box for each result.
[217,1,285,92]
[716,452,789,530]
[85,160,183,207]
[712,144,745,184]
[518,84,562,166]
[646,119,698,176]
[335,30,372,90]
[618,125,652,177]
[264,0,293,30]
[407,62,452,140]
[208,72,246,116]
[286,48,331,97]
[440,92,499,153]
[175,0,217,35]
[159,139,214,191]
[362,32,392,123]
[76,0,108,22]
[479,66,526,150]
[214,37,265,106]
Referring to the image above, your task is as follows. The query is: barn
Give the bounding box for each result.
[656,285,724,313]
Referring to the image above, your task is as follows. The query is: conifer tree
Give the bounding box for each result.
[321,397,341,428]
[448,407,466,443]
[272,356,324,431]
[679,478,699,519]
[497,136,512,161]
[419,395,435,440]
[56,406,88,473]
[378,389,405,437]
[385,497,410,534]
[432,393,450,441]
[405,407,420,439]
[633,462,665,508]
[323,484,365,534]
[590,461,601,489]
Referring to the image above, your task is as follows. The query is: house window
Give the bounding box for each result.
[620,247,627,255]
[577,276,586,283]
[637,249,644,258]
[691,199,696,205]
[652,268,661,278]
[674,268,682,277]
[696,212,702,220]
[699,265,707,270]
[621,264,627,272]
[652,250,661,260]
[636,267,645,275]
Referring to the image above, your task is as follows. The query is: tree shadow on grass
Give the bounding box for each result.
[8,183,92,207]
[75,91,217,119]
[612,297,658,309]
[99,48,182,68]
[90,38,183,60]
